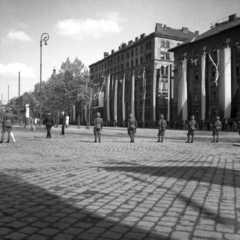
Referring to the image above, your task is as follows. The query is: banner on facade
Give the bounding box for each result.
[131,73,135,118]
[201,54,206,120]
[122,77,126,122]
[219,47,231,118]
[142,70,146,122]
[114,78,118,122]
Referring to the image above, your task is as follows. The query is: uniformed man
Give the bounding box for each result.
[43,112,54,138]
[157,114,167,142]
[0,107,14,143]
[212,116,222,143]
[187,115,196,143]
[128,113,137,143]
[93,112,103,143]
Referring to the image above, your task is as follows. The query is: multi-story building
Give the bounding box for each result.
[89,23,198,126]
[169,14,240,123]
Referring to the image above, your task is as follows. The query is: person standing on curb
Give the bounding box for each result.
[212,116,222,143]
[157,114,167,143]
[61,111,66,135]
[0,107,14,143]
[43,112,54,139]
[187,115,196,143]
[128,113,137,143]
[93,112,103,143]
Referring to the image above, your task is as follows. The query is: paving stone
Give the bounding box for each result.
[19,226,39,234]
[194,230,222,239]
[4,232,27,240]
[52,233,74,240]
[37,228,59,236]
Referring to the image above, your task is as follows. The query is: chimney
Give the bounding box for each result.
[140,33,145,39]
[155,23,163,32]
[122,42,126,48]
[182,27,188,33]
[111,49,115,54]
[128,40,133,45]
[135,37,139,42]
[163,24,167,29]
[229,14,237,21]
[195,31,199,35]
[104,52,109,58]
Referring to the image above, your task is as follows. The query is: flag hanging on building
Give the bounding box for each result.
[114,78,118,122]
[201,53,206,120]
[122,76,126,122]
[104,74,111,121]
[131,72,135,118]
[142,70,146,122]
[178,60,188,120]
[92,82,100,109]
[219,47,231,118]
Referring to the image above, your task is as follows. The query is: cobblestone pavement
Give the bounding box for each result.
[0,126,240,240]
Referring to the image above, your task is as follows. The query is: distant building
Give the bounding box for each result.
[89,23,198,126]
[169,14,240,122]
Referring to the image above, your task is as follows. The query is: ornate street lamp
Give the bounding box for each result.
[39,33,49,126]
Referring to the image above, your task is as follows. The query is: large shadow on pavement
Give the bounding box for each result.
[0,171,178,240]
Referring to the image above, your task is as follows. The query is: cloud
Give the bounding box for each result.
[56,13,122,39]
[6,31,32,42]
[0,63,35,78]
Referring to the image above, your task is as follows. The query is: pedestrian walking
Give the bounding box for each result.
[212,116,222,143]
[157,114,167,142]
[128,113,137,143]
[60,111,66,135]
[43,112,54,138]
[187,115,196,143]
[93,112,103,143]
[0,107,14,143]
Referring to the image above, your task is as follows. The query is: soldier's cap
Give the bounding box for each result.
[191,115,195,119]
[216,116,220,120]
[129,114,133,117]
[96,112,101,116]
[159,114,164,118]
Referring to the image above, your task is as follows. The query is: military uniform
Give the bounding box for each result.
[61,112,66,135]
[187,116,196,143]
[0,108,14,143]
[157,115,167,142]
[213,117,222,143]
[43,113,54,138]
[93,113,103,143]
[128,114,137,143]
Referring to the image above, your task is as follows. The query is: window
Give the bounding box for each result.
[166,41,170,48]
[149,42,151,49]
[131,60,133,67]
[135,48,138,56]
[140,57,143,64]
[195,71,199,81]
[195,94,198,101]
[127,62,129,68]
[131,50,133,57]
[161,53,165,60]
[121,54,123,61]
[146,43,148,49]
[140,45,143,53]
[166,66,169,76]
[161,40,165,47]
[166,53,170,60]
[161,66,164,75]
[127,52,129,59]
[136,59,138,66]
[211,92,216,100]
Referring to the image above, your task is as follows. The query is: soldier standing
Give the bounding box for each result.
[157,114,167,142]
[60,111,66,135]
[93,112,103,143]
[128,113,137,143]
[187,115,196,143]
[43,112,54,138]
[0,107,14,143]
[212,116,222,143]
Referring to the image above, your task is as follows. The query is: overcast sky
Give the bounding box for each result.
[0,0,240,103]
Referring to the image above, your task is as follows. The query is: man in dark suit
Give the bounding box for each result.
[128,113,137,143]
[157,114,167,142]
[187,115,196,143]
[0,107,14,143]
[93,112,103,143]
[43,112,54,138]
[60,111,66,135]
[212,116,222,143]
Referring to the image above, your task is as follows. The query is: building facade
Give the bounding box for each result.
[169,14,240,123]
[89,23,198,126]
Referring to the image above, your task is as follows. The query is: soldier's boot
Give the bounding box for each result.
[6,139,10,143]
[191,137,194,143]
[0,140,3,143]
[216,136,218,143]
[98,135,101,143]
[161,136,164,142]
[132,137,135,143]
[157,136,160,142]
[187,136,190,143]
[94,135,97,143]
[212,136,215,143]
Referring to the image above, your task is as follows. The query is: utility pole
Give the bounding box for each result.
[18,72,21,122]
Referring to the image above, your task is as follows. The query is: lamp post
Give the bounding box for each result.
[39,33,49,126]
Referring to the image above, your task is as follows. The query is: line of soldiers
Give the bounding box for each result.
[92,113,225,144]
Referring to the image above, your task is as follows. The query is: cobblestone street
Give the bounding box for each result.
[0,126,240,240]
